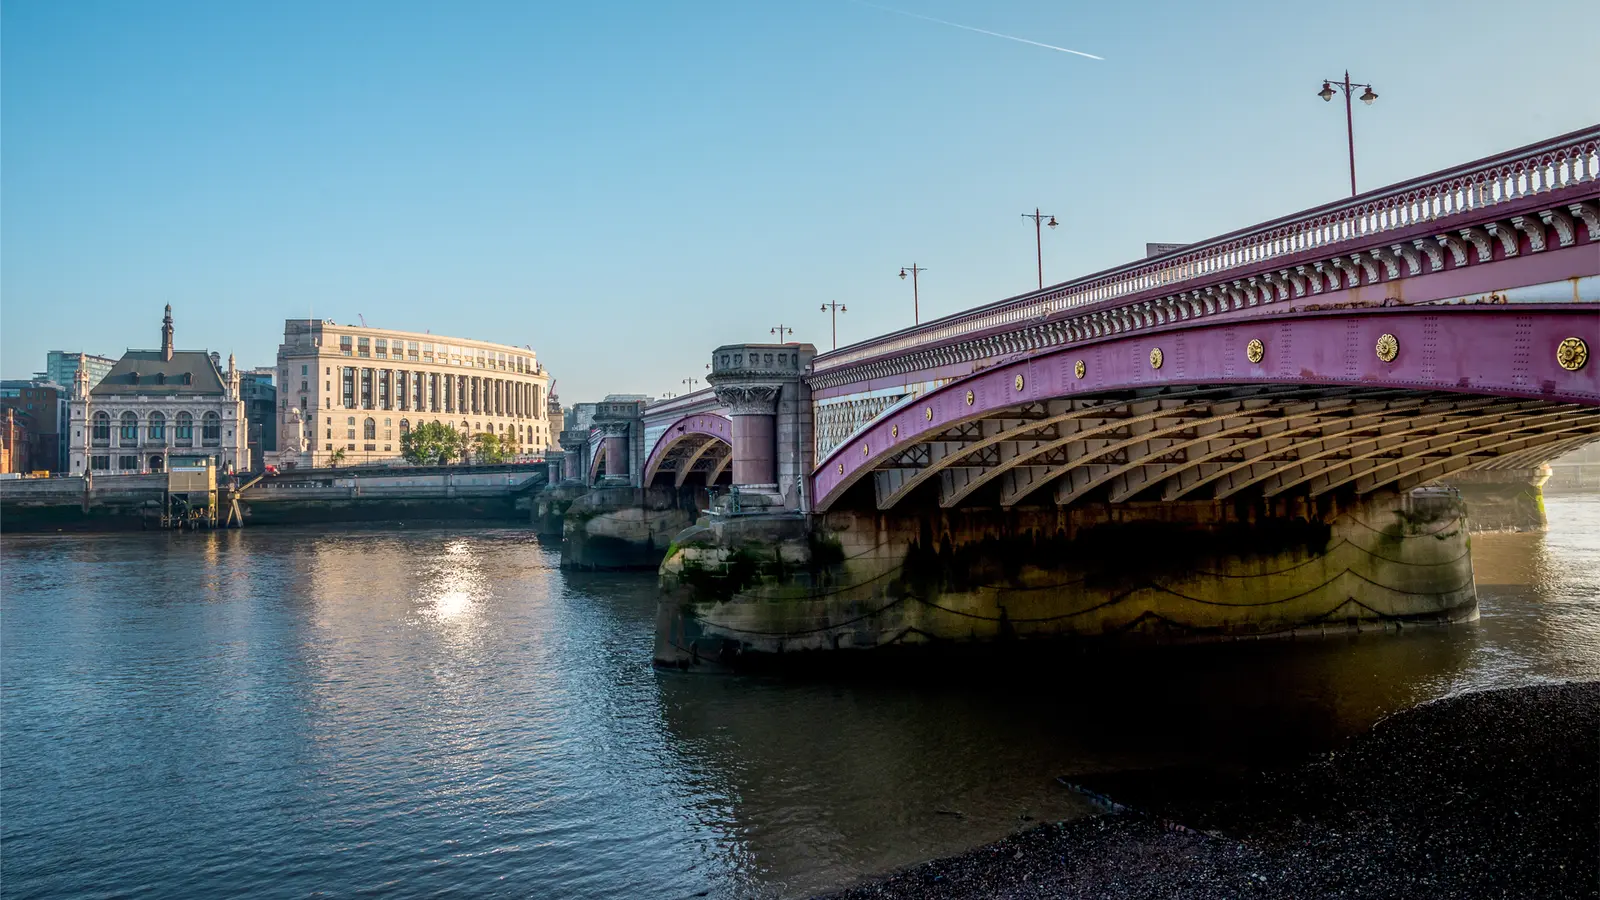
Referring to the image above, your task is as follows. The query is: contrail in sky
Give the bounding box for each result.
[849,0,1104,61]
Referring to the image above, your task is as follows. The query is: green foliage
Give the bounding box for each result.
[327,448,346,467]
[401,421,467,465]
[471,431,511,465]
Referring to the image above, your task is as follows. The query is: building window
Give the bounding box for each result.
[421,342,434,361]
[399,419,410,435]
[357,338,371,358]
[175,412,194,446]
[92,411,111,445]
[407,341,419,361]
[119,412,139,446]
[347,443,355,451]
[327,428,332,439]
[301,380,307,392]
[375,339,387,359]
[119,455,138,471]
[91,455,110,471]
[325,443,332,451]
[342,368,355,408]
[148,411,165,441]
[340,336,353,356]
[202,412,221,446]
[363,417,376,440]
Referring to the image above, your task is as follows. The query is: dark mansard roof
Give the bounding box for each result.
[90,350,227,397]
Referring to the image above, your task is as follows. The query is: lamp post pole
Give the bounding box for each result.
[1020,208,1057,289]
[819,302,847,350]
[770,324,794,342]
[1318,71,1378,197]
[682,378,697,392]
[898,264,926,324]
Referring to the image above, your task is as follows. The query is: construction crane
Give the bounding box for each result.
[358,313,367,327]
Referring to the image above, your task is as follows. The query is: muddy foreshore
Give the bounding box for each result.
[817,681,1600,900]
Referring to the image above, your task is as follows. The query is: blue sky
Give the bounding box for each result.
[4,0,1597,401]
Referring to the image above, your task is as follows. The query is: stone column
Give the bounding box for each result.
[713,385,782,488]
[601,422,629,481]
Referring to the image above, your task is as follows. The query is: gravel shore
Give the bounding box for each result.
[816,681,1599,900]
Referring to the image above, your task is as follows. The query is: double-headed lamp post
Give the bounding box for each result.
[1318,71,1379,197]
[898,264,926,324]
[770,324,794,342]
[819,302,847,350]
[1021,208,1057,290]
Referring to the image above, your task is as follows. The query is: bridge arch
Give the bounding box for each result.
[643,414,735,487]
[811,305,1599,512]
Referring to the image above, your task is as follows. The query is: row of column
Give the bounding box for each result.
[344,368,543,418]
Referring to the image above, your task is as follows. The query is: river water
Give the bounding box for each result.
[3,496,1598,899]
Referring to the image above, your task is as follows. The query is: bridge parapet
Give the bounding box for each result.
[811,126,1599,390]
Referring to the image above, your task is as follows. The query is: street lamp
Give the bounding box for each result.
[1020,208,1057,290]
[682,377,698,392]
[1318,71,1378,197]
[770,324,794,342]
[819,302,848,350]
[898,264,926,324]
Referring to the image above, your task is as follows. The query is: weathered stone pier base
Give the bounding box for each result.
[654,489,1477,670]
[1437,466,1551,533]
[561,485,708,570]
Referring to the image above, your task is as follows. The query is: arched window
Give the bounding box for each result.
[149,455,165,473]
[202,411,221,445]
[148,411,166,442]
[363,417,376,440]
[175,412,194,446]
[399,419,411,435]
[92,411,111,445]
[119,412,139,446]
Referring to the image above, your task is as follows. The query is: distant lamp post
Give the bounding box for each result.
[770,324,794,342]
[1318,71,1378,197]
[898,264,927,324]
[820,302,848,350]
[1020,209,1057,290]
[682,378,698,392]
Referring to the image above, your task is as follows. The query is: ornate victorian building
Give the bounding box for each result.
[272,319,553,468]
[68,306,250,476]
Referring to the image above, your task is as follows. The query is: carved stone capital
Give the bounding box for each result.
[713,383,782,417]
[599,421,631,438]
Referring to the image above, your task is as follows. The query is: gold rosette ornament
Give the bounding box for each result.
[1376,333,1399,362]
[1557,337,1588,372]
[1246,339,1264,364]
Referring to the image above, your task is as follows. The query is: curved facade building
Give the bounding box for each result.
[273,319,553,468]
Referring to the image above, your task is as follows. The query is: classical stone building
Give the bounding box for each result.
[272,319,553,468]
[68,306,250,476]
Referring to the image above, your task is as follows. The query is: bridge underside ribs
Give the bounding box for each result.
[857,385,1598,510]
[648,434,733,487]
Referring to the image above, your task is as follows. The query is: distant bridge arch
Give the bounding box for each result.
[644,414,735,487]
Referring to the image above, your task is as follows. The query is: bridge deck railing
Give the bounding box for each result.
[812,125,1600,374]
